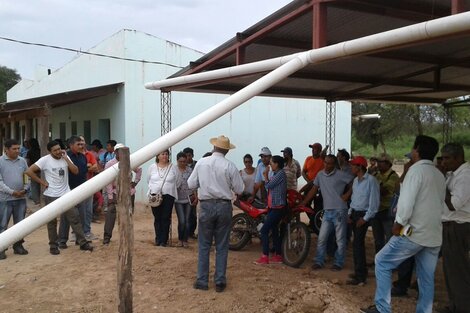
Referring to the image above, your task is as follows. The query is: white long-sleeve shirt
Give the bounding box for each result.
[442,162,470,223]
[395,159,446,247]
[147,163,181,199]
[187,152,244,200]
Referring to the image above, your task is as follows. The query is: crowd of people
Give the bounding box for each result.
[0,134,468,313]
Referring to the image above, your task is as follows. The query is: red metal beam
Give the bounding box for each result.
[313,1,328,48]
[452,0,465,14]
[185,1,314,75]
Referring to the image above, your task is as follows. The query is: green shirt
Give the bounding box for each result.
[374,168,400,212]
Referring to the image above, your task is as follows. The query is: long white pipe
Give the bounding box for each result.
[1,12,470,250]
[145,11,470,91]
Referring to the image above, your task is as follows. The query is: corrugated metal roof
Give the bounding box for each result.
[166,0,470,105]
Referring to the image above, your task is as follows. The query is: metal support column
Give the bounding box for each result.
[325,101,336,154]
[442,105,453,144]
[160,91,172,136]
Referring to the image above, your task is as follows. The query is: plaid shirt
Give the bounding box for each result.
[265,170,287,208]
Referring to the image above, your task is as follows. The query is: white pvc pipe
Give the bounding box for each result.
[145,11,470,91]
[2,12,470,250]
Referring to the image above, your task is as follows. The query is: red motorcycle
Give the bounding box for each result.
[230,190,318,268]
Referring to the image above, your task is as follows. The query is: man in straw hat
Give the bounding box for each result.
[188,135,244,293]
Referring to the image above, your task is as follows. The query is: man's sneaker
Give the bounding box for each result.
[80,242,94,252]
[58,242,68,249]
[193,282,208,291]
[270,254,283,264]
[311,263,322,270]
[391,286,408,297]
[254,255,269,265]
[330,264,342,272]
[360,304,380,313]
[0,250,6,260]
[85,233,99,241]
[215,283,226,293]
[49,247,60,255]
[346,278,366,286]
[103,238,111,245]
[13,245,29,255]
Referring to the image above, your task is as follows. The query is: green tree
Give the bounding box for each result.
[0,65,21,103]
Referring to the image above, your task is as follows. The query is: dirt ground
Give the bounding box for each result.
[0,202,449,313]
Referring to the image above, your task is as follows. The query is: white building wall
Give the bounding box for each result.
[7,29,351,202]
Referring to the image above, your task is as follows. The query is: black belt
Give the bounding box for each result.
[200,199,231,203]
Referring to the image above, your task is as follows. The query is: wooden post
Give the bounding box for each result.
[117,147,133,313]
[37,106,50,157]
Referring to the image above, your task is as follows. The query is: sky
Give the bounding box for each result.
[0,0,292,80]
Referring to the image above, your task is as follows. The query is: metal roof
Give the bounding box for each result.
[166,0,470,104]
[0,83,123,117]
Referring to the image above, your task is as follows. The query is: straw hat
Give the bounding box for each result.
[210,135,236,150]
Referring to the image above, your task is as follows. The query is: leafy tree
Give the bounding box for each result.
[0,65,21,103]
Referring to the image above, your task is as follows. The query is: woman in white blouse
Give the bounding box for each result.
[147,149,181,247]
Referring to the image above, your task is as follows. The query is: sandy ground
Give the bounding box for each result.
[0,202,449,313]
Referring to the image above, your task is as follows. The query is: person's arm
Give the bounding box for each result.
[25,164,49,189]
[187,164,199,190]
[295,160,302,179]
[63,153,78,175]
[300,184,319,206]
[132,167,142,188]
[445,173,470,212]
[392,168,419,236]
[0,168,25,197]
[320,145,329,159]
[362,177,381,223]
[231,164,245,195]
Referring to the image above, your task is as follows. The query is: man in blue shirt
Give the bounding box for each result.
[0,139,29,260]
[301,154,354,271]
[58,136,91,248]
[252,147,272,203]
[347,156,380,286]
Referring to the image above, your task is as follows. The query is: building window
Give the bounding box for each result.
[71,121,77,136]
[59,122,66,141]
[98,119,110,143]
[83,120,91,144]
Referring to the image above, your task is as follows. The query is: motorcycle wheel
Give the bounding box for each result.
[229,213,252,251]
[282,222,311,268]
[312,209,323,235]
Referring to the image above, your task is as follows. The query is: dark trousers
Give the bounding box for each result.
[189,204,197,236]
[45,196,87,247]
[351,210,369,281]
[175,202,191,242]
[442,221,470,313]
[103,200,116,240]
[393,256,415,292]
[151,194,174,246]
[261,208,285,255]
[370,209,393,253]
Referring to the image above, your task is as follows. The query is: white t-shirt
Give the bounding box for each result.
[35,155,70,197]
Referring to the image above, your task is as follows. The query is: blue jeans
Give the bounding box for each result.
[374,236,440,313]
[261,208,285,255]
[0,199,27,247]
[196,200,232,287]
[59,199,88,243]
[175,202,191,242]
[314,209,348,268]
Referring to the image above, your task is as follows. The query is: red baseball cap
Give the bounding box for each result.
[350,156,368,168]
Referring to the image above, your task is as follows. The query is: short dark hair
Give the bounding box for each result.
[441,142,464,159]
[337,149,350,161]
[68,135,82,146]
[271,155,285,169]
[53,138,66,150]
[202,152,212,157]
[325,154,339,168]
[413,135,439,161]
[91,139,103,149]
[47,140,60,151]
[4,139,19,148]
[107,140,117,147]
[243,154,253,161]
[183,147,194,156]
[176,151,187,160]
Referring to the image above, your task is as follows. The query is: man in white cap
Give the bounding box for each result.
[252,147,272,203]
[188,135,244,293]
[102,143,142,245]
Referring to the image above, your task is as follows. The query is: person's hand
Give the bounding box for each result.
[392,223,402,236]
[356,218,366,228]
[12,190,26,198]
[341,194,349,202]
[191,198,199,206]
[247,196,254,203]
